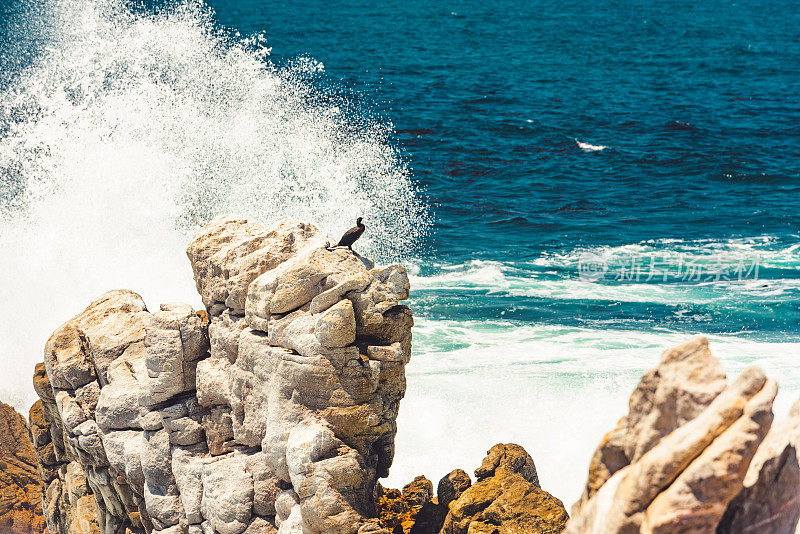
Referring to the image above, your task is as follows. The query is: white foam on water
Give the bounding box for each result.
[387,318,800,505]
[533,235,800,270]
[409,257,800,305]
[0,0,428,412]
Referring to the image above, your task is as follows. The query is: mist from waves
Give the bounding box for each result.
[0,0,429,410]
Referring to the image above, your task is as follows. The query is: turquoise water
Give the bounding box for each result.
[1,0,799,503]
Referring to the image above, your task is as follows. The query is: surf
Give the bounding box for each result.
[0,0,429,411]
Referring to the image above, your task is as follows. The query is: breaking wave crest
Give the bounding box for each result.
[0,0,429,409]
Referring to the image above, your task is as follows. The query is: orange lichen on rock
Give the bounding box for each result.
[0,400,47,534]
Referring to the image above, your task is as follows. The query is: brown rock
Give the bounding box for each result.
[376,483,407,530]
[567,360,777,534]
[437,469,471,509]
[0,400,46,533]
[442,444,568,534]
[642,377,776,532]
[376,476,445,534]
[475,443,540,486]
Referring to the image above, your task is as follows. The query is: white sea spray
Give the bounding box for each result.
[0,0,429,410]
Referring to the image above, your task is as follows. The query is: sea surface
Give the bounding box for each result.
[1,0,799,504]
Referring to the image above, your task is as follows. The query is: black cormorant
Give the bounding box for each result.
[335,217,365,250]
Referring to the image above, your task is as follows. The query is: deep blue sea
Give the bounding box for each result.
[1,0,799,502]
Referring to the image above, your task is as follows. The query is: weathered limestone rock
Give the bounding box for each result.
[29,216,413,534]
[567,338,779,534]
[717,394,800,533]
[186,216,328,315]
[29,364,100,534]
[40,462,100,534]
[140,303,209,408]
[0,401,46,534]
[201,456,253,534]
[44,290,151,389]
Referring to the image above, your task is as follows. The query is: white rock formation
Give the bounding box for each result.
[32,216,412,534]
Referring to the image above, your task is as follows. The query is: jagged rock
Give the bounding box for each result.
[29,216,413,534]
[717,394,800,533]
[243,452,282,517]
[575,336,727,512]
[28,401,59,483]
[197,356,232,408]
[0,401,46,534]
[315,299,357,348]
[44,290,150,389]
[245,245,367,331]
[243,517,278,534]
[201,455,253,534]
[186,216,327,315]
[437,469,471,509]
[202,406,235,456]
[95,349,149,430]
[172,445,206,525]
[475,442,540,487]
[442,444,568,534]
[140,303,209,407]
[378,445,566,534]
[376,476,441,534]
[567,361,777,533]
[41,462,100,534]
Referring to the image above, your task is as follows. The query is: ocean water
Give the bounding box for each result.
[1,0,799,505]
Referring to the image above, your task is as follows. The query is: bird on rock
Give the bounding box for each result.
[334,217,365,250]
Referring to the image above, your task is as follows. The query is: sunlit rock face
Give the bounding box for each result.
[375,443,570,534]
[28,217,800,534]
[0,400,47,534]
[30,216,412,534]
[566,336,800,534]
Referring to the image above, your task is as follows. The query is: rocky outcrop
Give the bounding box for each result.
[29,215,412,534]
[0,401,46,533]
[378,444,569,534]
[441,444,568,534]
[573,336,728,511]
[717,395,800,533]
[25,215,800,534]
[567,337,783,533]
[376,475,441,533]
